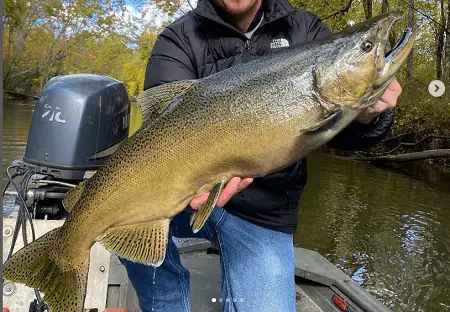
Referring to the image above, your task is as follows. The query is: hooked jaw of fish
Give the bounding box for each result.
[374,13,416,88]
[313,11,417,110]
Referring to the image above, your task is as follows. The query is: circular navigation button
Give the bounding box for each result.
[428,80,445,97]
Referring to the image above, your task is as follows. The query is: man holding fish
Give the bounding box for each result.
[4,0,415,311]
[122,0,402,311]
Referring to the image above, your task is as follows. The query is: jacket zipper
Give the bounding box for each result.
[243,39,252,62]
[193,11,291,62]
[193,11,290,40]
[193,12,249,40]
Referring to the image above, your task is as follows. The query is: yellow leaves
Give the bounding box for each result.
[137,28,159,60]
[4,0,170,95]
[121,56,147,95]
[61,30,157,96]
[155,0,183,17]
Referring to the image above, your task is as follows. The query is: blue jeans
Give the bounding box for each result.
[121,207,296,312]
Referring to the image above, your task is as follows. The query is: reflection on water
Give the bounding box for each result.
[297,153,450,311]
[3,100,450,312]
[3,100,35,179]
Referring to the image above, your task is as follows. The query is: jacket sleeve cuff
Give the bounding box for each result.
[327,108,395,151]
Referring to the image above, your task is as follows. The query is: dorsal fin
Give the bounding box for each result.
[62,180,87,213]
[137,80,198,124]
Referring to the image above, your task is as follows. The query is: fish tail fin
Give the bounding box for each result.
[3,227,89,312]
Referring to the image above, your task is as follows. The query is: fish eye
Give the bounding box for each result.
[362,40,374,52]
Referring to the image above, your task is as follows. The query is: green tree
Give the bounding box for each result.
[2,0,132,92]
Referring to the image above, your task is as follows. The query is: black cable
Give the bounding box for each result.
[2,172,25,252]
[4,166,44,306]
[3,172,19,194]
[20,170,34,243]
[20,170,44,305]
[21,209,28,245]
[7,208,23,260]
[34,288,43,305]
[6,166,36,241]
[19,170,33,246]
[400,65,430,89]
[19,172,28,245]
[4,167,24,260]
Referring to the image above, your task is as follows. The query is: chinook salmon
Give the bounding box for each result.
[4,11,416,312]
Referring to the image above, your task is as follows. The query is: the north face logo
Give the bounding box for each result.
[270,38,290,49]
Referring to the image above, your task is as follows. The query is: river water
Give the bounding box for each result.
[3,100,450,311]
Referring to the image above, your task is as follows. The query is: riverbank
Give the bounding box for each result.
[325,144,450,193]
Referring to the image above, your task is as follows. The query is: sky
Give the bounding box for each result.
[122,0,199,28]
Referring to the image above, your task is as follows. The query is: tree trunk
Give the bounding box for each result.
[354,149,450,163]
[405,0,415,83]
[382,0,389,13]
[363,0,372,19]
[436,0,444,79]
[444,0,450,84]
[382,0,398,49]
[437,0,446,79]
[3,2,42,91]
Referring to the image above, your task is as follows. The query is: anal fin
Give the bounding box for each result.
[191,181,225,233]
[97,219,170,266]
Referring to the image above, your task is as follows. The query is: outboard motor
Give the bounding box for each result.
[6,74,136,220]
[3,74,141,311]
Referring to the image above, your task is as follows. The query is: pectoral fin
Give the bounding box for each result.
[306,109,343,132]
[97,219,170,266]
[190,181,225,233]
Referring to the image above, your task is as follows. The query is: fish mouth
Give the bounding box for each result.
[374,13,417,87]
[384,27,414,60]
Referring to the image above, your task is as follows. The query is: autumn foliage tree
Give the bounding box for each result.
[2,0,162,95]
[3,0,449,136]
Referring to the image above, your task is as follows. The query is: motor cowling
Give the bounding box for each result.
[23,74,131,181]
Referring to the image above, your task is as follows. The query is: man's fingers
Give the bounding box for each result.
[237,178,253,192]
[216,177,253,207]
[372,101,391,114]
[379,78,401,107]
[387,78,402,92]
[190,177,254,210]
[216,177,241,207]
[190,192,210,210]
[379,90,399,108]
[355,78,402,124]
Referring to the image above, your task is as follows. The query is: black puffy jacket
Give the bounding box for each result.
[144,0,395,233]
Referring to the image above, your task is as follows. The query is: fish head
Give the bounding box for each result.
[314,11,417,110]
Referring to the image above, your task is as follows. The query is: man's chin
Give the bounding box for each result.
[215,0,259,16]
[225,5,252,16]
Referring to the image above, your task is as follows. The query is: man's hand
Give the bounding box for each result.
[190,177,254,209]
[355,78,402,124]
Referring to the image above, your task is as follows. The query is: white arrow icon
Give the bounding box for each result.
[428,80,445,97]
